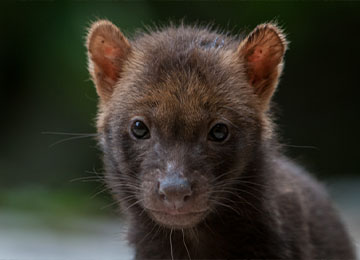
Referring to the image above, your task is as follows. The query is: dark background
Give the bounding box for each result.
[1,1,359,216]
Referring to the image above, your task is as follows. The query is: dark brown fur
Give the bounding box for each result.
[86,20,356,259]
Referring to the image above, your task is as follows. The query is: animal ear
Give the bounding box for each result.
[86,20,131,102]
[237,23,287,111]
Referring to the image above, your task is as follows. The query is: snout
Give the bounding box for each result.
[158,176,193,211]
[143,174,209,228]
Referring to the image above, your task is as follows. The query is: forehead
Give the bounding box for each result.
[137,74,225,138]
[109,29,259,136]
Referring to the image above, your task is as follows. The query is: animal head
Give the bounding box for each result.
[86,20,287,229]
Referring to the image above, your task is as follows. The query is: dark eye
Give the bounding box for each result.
[208,123,228,142]
[131,120,150,139]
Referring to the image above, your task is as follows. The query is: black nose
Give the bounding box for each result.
[158,176,192,209]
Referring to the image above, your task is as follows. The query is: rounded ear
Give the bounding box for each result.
[237,23,288,111]
[86,20,131,102]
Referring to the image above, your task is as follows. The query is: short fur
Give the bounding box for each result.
[86,20,356,259]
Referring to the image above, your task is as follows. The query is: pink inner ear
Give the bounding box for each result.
[247,44,281,86]
[237,24,286,110]
[248,47,264,63]
[247,46,268,84]
[92,37,124,83]
[104,43,122,60]
[103,47,122,81]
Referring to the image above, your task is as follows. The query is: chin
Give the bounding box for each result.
[147,209,208,229]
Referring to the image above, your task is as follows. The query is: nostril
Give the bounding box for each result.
[183,194,190,202]
[159,193,166,201]
[158,182,166,201]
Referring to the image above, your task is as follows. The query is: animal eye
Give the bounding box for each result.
[208,123,228,142]
[131,120,150,139]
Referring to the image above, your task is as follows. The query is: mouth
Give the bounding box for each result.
[147,209,208,229]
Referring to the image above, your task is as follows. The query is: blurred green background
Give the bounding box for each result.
[1,1,360,221]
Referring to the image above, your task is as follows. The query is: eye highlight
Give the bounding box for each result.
[208,123,228,142]
[131,120,150,139]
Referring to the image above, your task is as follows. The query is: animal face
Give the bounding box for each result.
[102,73,260,228]
[86,21,286,229]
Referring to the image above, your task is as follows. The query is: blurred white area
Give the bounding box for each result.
[0,210,134,260]
[0,178,359,260]
[326,178,360,259]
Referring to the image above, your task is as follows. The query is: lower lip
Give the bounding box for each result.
[150,209,206,216]
[148,210,207,228]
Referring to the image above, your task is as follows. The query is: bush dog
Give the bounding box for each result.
[86,20,355,259]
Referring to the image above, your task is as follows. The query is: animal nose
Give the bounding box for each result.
[158,176,192,209]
